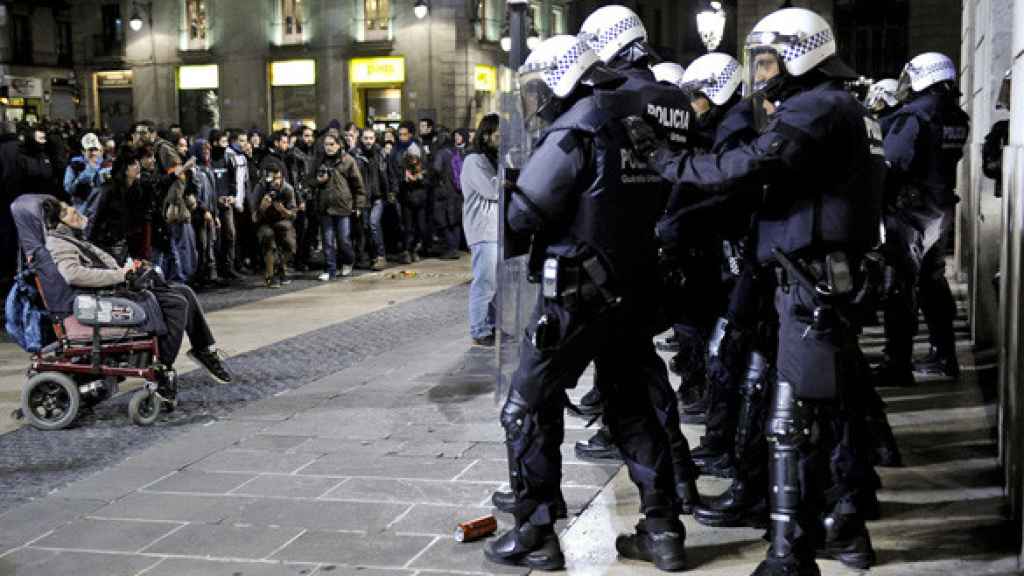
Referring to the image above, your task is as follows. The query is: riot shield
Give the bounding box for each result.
[495,77,540,404]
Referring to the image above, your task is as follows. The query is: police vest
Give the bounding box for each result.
[891,93,969,207]
[533,95,663,298]
[754,83,885,264]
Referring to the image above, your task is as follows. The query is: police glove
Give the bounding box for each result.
[621,115,659,161]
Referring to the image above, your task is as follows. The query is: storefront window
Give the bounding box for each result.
[183,0,209,51]
[281,0,305,44]
[178,65,219,134]
[270,60,317,132]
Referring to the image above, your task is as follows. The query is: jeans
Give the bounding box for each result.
[369,199,386,259]
[469,241,497,339]
[321,214,353,276]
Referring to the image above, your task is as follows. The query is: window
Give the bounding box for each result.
[11,14,32,64]
[57,21,73,67]
[281,0,304,44]
[477,0,501,42]
[184,0,209,50]
[364,0,390,40]
[270,60,317,131]
[835,0,908,80]
[551,7,565,35]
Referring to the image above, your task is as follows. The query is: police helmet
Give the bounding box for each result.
[651,62,685,88]
[680,52,742,107]
[897,52,957,101]
[518,35,614,137]
[579,5,647,64]
[743,8,849,97]
[863,79,899,112]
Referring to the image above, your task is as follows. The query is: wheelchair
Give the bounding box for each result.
[10,194,174,430]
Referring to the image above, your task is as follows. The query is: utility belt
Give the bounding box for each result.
[541,253,619,310]
[771,248,857,331]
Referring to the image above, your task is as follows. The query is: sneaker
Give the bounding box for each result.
[187,348,233,384]
[341,265,353,277]
[372,256,387,271]
[265,277,281,289]
[318,272,333,282]
[473,334,496,347]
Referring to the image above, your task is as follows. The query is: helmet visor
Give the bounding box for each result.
[896,67,913,103]
[520,72,556,144]
[743,46,784,97]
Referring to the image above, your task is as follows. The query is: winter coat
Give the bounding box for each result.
[430,146,462,228]
[352,144,391,204]
[313,152,366,217]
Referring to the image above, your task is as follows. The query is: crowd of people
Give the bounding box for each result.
[0,113,507,344]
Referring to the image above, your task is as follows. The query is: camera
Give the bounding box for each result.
[316,165,331,179]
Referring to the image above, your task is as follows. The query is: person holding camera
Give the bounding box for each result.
[310,133,365,281]
[64,133,104,215]
[252,162,298,288]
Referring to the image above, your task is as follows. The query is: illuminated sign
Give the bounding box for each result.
[95,70,133,88]
[271,60,316,87]
[6,76,42,99]
[178,65,219,90]
[350,57,405,85]
[474,65,497,92]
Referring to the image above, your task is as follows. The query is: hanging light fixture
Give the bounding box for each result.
[696,1,726,52]
[414,0,428,19]
[129,3,145,31]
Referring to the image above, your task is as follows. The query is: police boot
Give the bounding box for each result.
[484,522,564,571]
[576,386,603,417]
[575,426,622,461]
[694,478,768,528]
[675,478,700,516]
[490,491,568,519]
[615,517,687,572]
[818,506,876,570]
[913,346,960,378]
[868,411,902,468]
[680,389,708,424]
[753,381,820,576]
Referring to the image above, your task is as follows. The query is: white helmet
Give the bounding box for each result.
[898,52,956,98]
[864,79,899,111]
[579,5,647,64]
[744,8,836,85]
[520,34,602,99]
[680,52,742,106]
[651,62,685,88]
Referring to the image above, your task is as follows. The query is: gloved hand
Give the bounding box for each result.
[621,115,660,161]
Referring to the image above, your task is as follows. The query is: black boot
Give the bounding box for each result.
[680,392,708,424]
[693,450,735,478]
[676,478,700,515]
[873,359,916,387]
[751,555,820,576]
[913,346,960,378]
[615,518,687,571]
[576,386,603,417]
[694,478,767,528]
[484,523,564,570]
[818,513,876,570]
[491,491,568,519]
[574,427,622,461]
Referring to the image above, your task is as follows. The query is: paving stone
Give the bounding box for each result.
[291,437,407,455]
[50,466,175,502]
[190,449,318,474]
[230,396,327,422]
[461,442,509,460]
[143,523,304,559]
[230,474,345,498]
[391,441,475,458]
[270,530,434,565]
[234,435,317,452]
[228,498,407,532]
[321,477,501,506]
[33,517,181,553]
[144,470,256,494]
[457,459,617,487]
[142,557,319,576]
[0,497,107,552]
[407,536,527,574]
[0,548,159,576]
[91,492,255,523]
[300,454,473,480]
[389,504,512,536]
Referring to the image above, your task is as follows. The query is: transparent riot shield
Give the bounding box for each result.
[495,74,539,404]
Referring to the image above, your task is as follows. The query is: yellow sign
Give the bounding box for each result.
[474,65,497,92]
[95,70,133,88]
[271,60,316,87]
[178,65,219,90]
[350,57,405,85]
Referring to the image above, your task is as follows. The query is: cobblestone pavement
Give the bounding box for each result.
[0,283,473,514]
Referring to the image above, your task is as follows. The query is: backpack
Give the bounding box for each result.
[4,270,51,353]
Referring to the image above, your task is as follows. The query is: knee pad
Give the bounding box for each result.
[501,388,531,438]
[767,381,814,447]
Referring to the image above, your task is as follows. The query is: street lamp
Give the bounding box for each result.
[696,1,726,52]
[128,1,152,32]
[414,0,429,19]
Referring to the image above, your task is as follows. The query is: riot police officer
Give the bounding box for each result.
[876,53,969,384]
[626,8,882,575]
[572,5,701,513]
[864,79,901,132]
[485,35,686,572]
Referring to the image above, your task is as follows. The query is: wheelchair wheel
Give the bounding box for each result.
[21,373,80,431]
[128,388,161,426]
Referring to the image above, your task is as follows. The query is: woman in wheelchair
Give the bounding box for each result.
[42,198,233,389]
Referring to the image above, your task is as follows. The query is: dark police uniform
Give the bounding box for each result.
[648,79,885,564]
[881,91,969,373]
[503,91,678,529]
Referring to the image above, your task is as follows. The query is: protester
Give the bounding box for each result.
[460,114,499,346]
